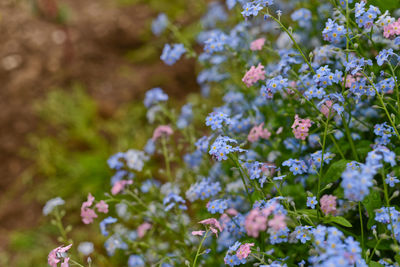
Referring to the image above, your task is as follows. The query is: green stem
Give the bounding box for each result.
[381,169,399,246]
[161,136,172,181]
[193,230,209,267]
[267,12,315,74]
[329,134,345,159]
[317,112,331,220]
[362,71,400,142]
[388,63,400,115]
[341,114,359,161]
[358,202,365,258]
[54,207,68,243]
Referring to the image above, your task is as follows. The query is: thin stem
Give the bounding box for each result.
[161,136,172,181]
[317,112,331,220]
[267,12,315,74]
[230,154,252,203]
[358,202,365,258]
[341,114,359,161]
[362,71,400,142]
[381,169,399,246]
[388,62,400,115]
[193,230,210,267]
[329,134,345,159]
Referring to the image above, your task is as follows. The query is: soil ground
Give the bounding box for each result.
[0,0,198,258]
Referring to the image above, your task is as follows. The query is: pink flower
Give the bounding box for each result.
[81,193,97,224]
[81,193,94,209]
[384,24,394,38]
[48,244,72,267]
[191,230,205,236]
[245,207,274,238]
[61,257,70,267]
[247,123,271,142]
[320,194,337,215]
[344,75,356,88]
[320,100,334,118]
[81,207,97,224]
[152,125,173,141]
[236,243,254,260]
[268,214,286,231]
[199,218,223,236]
[137,222,152,238]
[250,38,265,51]
[95,200,109,213]
[393,21,400,35]
[225,208,238,216]
[292,114,312,140]
[261,162,276,177]
[242,63,265,87]
[111,179,133,195]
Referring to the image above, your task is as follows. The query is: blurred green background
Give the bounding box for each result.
[0,0,203,265]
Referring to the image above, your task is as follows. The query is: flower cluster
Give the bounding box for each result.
[45,0,400,266]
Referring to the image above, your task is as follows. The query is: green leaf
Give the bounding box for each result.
[298,209,318,218]
[369,261,385,267]
[324,159,350,184]
[395,254,400,265]
[324,216,352,227]
[362,190,382,229]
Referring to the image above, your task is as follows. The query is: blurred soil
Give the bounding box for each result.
[0,0,197,253]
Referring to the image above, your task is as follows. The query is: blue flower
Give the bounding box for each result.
[107,152,125,170]
[205,111,231,130]
[100,217,117,236]
[306,196,318,209]
[207,199,228,214]
[376,49,395,66]
[161,43,186,65]
[209,136,245,161]
[282,159,308,175]
[385,174,399,187]
[151,13,168,36]
[128,255,145,267]
[144,87,168,108]
[163,193,186,211]
[291,8,312,28]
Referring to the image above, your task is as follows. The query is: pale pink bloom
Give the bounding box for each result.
[199,218,223,236]
[245,209,267,238]
[261,162,276,177]
[268,214,286,231]
[220,213,231,229]
[225,208,238,216]
[48,244,72,267]
[247,123,271,142]
[320,194,337,215]
[250,38,265,51]
[61,257,70,267]
[81,207,97,224]
[236,243,254,260]
[191,230,205,236]
[137,222,152,238]
[96,200,109,213]
[81,193,97,224]
[292,114,312,140]
[81,193,95,209]
[111,179,133,195]
[392,21,400,35]
[344,75,356,88]
[242,63,265,87]
[276,127,283,134]
[320,100,334,118]
[152,125,173,141]
[384,24,394,38]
